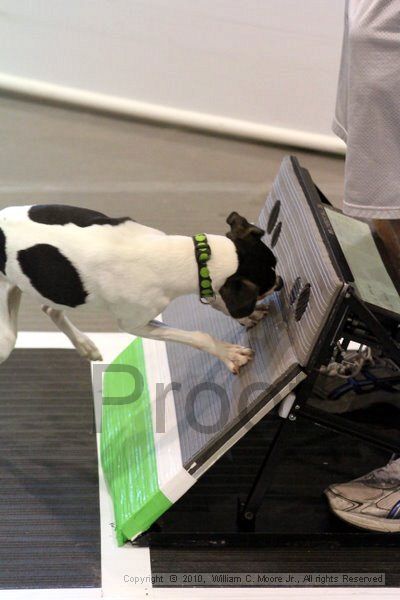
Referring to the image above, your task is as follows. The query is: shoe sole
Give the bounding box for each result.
[328,506,400,533]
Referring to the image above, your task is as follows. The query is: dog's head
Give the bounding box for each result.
[219,212,282,319]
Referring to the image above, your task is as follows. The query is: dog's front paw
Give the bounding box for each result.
[219,343,254,374]
[76,336,103,362]
[238,305,269,329]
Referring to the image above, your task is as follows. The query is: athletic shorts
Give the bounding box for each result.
[334,0,400,219]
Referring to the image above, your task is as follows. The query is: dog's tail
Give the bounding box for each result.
[0,279,21,363]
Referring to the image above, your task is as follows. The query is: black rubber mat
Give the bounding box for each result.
[0,349,100,589]
[150,404,400,586]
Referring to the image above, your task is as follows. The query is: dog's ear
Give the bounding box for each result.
[219,276,259,319]
[226,212,264,244]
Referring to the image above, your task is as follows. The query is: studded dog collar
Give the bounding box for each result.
[192,234,215,303]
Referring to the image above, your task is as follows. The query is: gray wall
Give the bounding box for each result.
[0,1,345,143]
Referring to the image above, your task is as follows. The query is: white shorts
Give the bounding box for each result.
[334,0,400,219]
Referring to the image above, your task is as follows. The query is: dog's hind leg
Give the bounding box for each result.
[41,305,103,361]
[0,282,22,364]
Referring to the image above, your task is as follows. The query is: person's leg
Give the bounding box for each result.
[373,219,400,284]
[327,0,400,531]
[326,216,400,532]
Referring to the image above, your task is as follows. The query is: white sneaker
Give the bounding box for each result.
[325,457,400,532]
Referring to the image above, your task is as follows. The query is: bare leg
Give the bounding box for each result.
[373,219,400,285]
[41,305,103,361]
[0,283,21,363]
[119,318,254,374]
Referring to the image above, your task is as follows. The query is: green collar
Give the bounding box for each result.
[192,234,215,303]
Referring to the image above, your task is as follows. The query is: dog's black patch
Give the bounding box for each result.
[0,228,6,274]
[220,212,278,318]
[18,244,88,307]
[28,205,133,228]
[225,212,277,297]
[219,276,258,319]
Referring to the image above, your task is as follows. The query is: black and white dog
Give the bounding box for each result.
[0,205,281,373]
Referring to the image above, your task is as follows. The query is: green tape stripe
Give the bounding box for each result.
[100,338,172,546]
